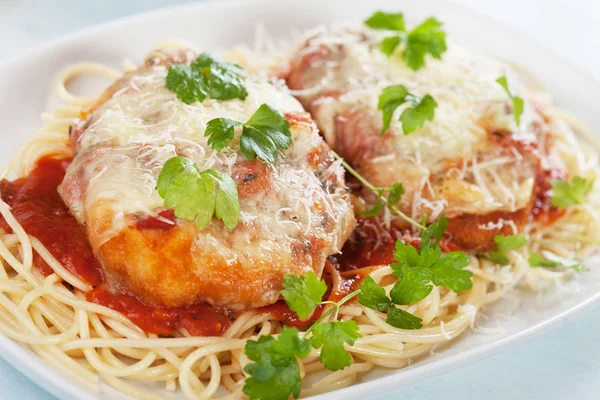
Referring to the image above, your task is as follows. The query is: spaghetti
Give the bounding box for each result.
[0,27,599,400]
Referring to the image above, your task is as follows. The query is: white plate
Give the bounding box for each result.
[1,0,599,399]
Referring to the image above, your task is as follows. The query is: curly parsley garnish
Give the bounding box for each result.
[243,271,362,398]
[361,182,405,217]
[529,252,583,271]
[280,272,361,371]
[166,53,247,104]
[378,84,437,135]
[243,327,311,400]
[359,215,473,329]
[479,234,527,265]
[496,76,524,126]
[365,11,447,71]
[205,104,292,164]
[310,320,361,370]
[551,176,594,209]
[281,272,327,320]
[156,156,240,230]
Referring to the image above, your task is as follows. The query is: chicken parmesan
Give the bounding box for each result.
[57,48,355,309]
[287,26,567,250]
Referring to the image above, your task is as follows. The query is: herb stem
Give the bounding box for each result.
[304,289,362,335]
[332,151,425,230]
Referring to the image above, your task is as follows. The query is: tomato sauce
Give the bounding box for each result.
[531,168,566,225]
[88,286,233,336]
[0,157,103,285]
[0,157,233,337]
[258,301,323,329]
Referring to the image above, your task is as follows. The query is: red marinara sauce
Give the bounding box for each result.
[88,286,233,336]
[0,157,103,285]
[0,156,233,337]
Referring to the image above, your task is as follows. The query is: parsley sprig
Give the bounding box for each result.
[243,272,361,399]
[166,53,247,104]
[242,217,470,397]
[243,326,311,400]
[358,215,473,329]
[156,156,240,230]
[479,234,588,270]
[496,76,524,126]
[365,11,447,71]
[281,271,362,371]
[479,234,527,265]
[551,176,594,209]
[378,84,437,135]
[331,151,423,229]
[528,252,583,271]
[205,103,292,164]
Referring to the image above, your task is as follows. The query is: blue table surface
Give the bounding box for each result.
[1,1,599,399]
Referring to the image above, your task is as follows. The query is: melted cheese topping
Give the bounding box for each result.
[60,63,349,251]
[289,26,550,221]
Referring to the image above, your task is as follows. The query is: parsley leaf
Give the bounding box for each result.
[360,182,404,217]
[364,11,405,31]
[205,104,292,164]
[358,275,391,312]
[381,35,402,56]
[528,252,561,267]
[364,12,447,70]
[243,327,311,400]
[166,53,247,104]
[386,306,423,329]
[360,197,383,217]
[389,262,433,305]
[393,215,472,294]
[496,76,524,126]
[378,84,409,134]
[202,169,241,230]
[166,64,209,104]
[378,85,437,135]
[479,251,510,266]
[387,182,405,206]
[205,118,241,151]
[193,53,248,101]
[551,176,594,209]
[310,321,360,371]
[399,95,437,135]
[494,234,527,252]
[241,104,292,163]
[157,157,240,230]
[402,17,447,71]
[393,240,440,269]
[420,214,448,250]
[359,214,471,332]
[429,252,473,293]
[358,270,425,330]
[528,252,582,271]
[480,234,526,265]
[281,272,327,320]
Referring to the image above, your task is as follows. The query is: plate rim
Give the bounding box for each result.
[1,1,599,400]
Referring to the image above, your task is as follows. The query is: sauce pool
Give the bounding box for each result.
[88,286,233,336]
[0,157,233,337]
[0,157,103,285]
